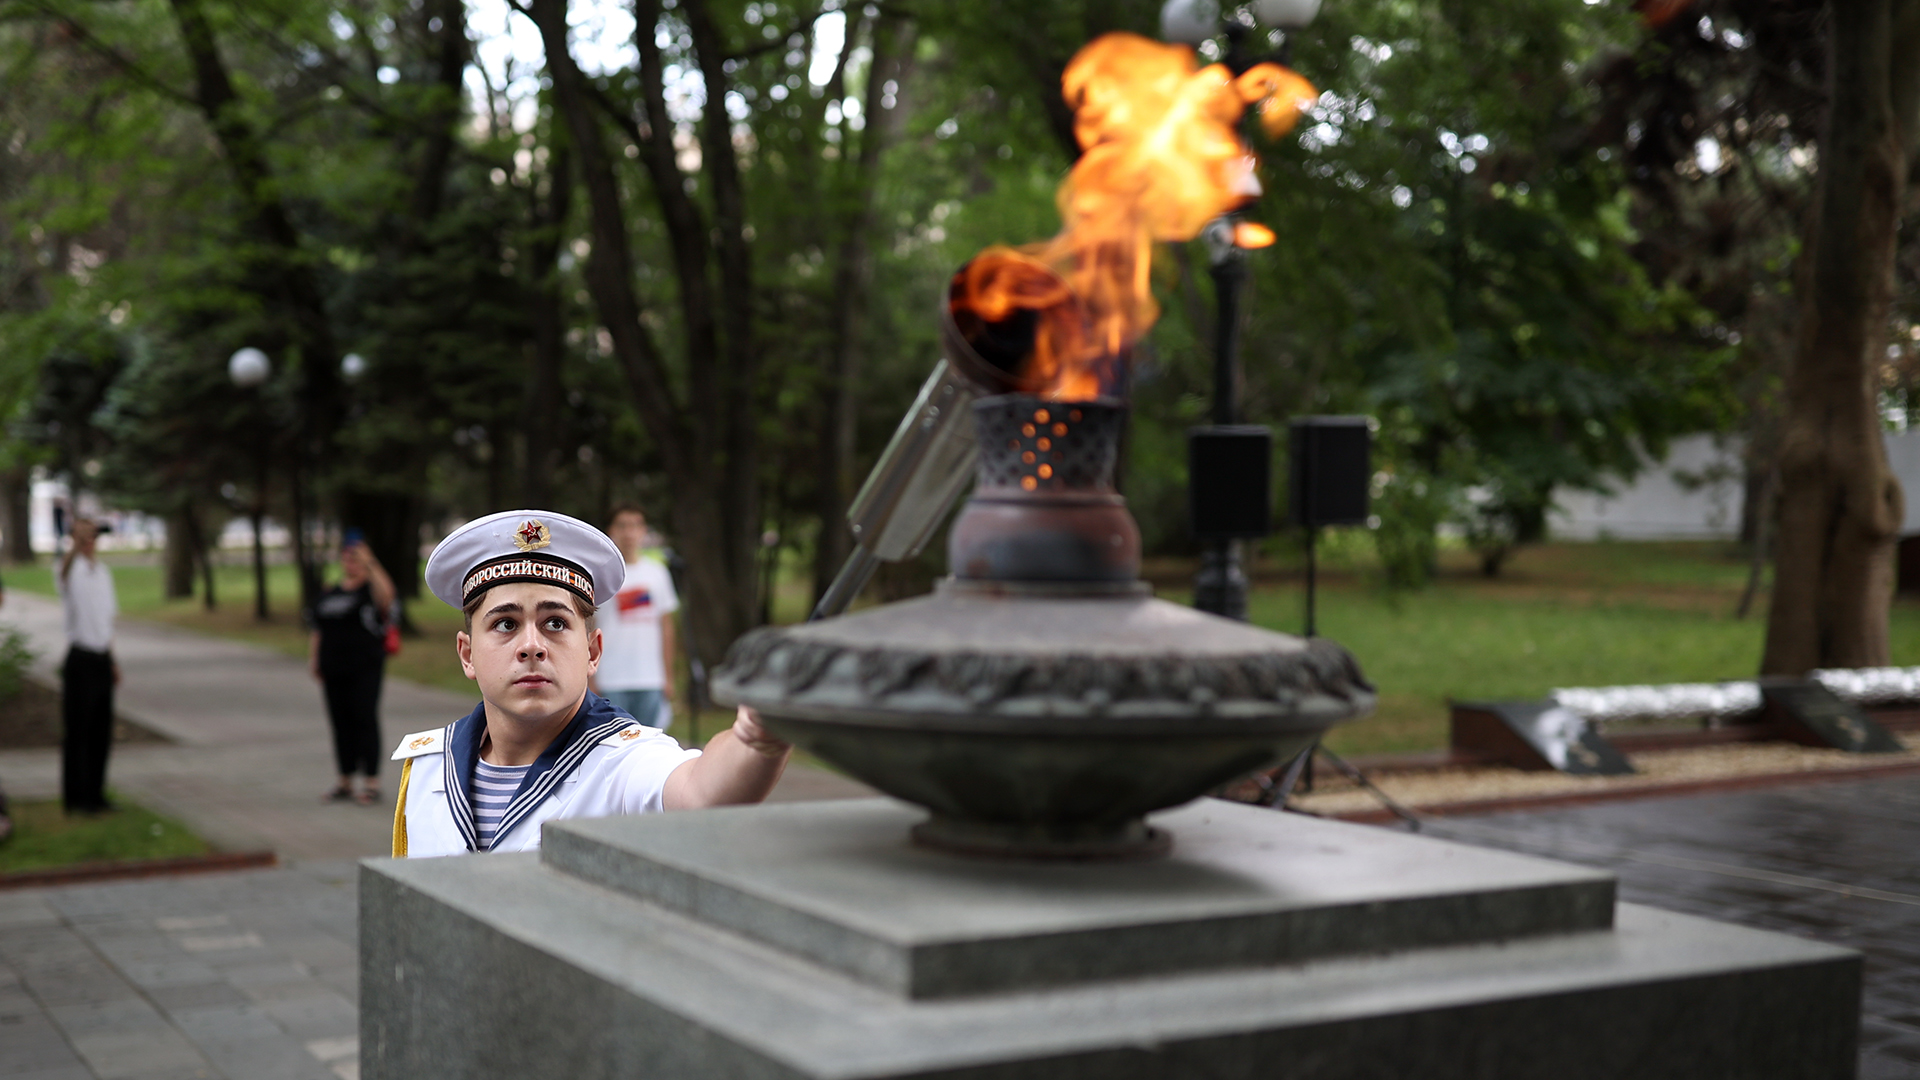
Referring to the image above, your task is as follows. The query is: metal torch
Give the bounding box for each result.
[809,359,982,620]
[809,287,1031,621]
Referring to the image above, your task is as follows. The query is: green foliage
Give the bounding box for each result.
[0,626,34,701]
[1367,465,1448,590]
[0,0,1771,621]
[1231,0,1733,577]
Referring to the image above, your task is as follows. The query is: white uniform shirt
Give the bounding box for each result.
[58,556,116,652]
[594,556,680,691]
[393,718,700,857]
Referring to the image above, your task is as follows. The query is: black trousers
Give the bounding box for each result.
[61,646,115,812]
[320,659,385,778]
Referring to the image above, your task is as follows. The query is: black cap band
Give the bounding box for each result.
[461,554,594,607]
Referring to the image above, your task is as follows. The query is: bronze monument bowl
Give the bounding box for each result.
[714,391,1375,860]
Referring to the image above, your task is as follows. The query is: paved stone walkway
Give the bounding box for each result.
[1,863,360,1080]
[1420,774,1920,1080]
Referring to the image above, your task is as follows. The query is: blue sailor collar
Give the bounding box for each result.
[442,691,635,852]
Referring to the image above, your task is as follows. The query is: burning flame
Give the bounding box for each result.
[1234,222,1277,249]
[951,33,1315,400]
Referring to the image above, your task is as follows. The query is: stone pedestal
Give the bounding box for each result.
[361,799,1858,1079]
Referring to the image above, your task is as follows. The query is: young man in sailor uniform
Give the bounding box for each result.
[390,510,790,857]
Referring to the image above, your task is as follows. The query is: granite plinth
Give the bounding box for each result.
[361,798,1860,1080]
[542,799,1614,997]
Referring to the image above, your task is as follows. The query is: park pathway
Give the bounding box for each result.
[0,591,869,860]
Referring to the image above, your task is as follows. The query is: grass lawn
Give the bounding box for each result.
[16,540,1920,759]
[1223,539,1920,756]
[0,794,210,873]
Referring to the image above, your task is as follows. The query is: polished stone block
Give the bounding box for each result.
[361,798,1860,1080]
[542,798,1615,997]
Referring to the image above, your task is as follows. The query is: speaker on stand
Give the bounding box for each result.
[1287,417,1372,637]
[1188,426,1274,621]
[1271,417,1406,822]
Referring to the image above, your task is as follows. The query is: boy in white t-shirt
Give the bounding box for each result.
[592,505,680,726]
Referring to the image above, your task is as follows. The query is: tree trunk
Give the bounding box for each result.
[177,499,217,612]
[523,145,572,507]
[251,507,269,621]
[1760,0,1917,675]
[811,14,917,606]
[531,0,764,668]
[163,504,196,600]
[1738,456,1767,548]
[0,466,33,564]
[1736,465,1775,619]
[289,458,319,608]
[683,0,765,662]
[197,535,217,611]
[168,0,343,611]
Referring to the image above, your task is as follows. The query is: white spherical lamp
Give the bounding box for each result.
[1254,0,1322,29]
[341,352,367,380]
[1160,0,1221,44]
[228,347,270,388]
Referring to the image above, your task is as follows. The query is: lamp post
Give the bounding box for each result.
[229,348,276,621]
[1162,0,1321,621]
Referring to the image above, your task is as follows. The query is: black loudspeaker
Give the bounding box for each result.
[1188,426,1273,540]
[1288,417,1371,528]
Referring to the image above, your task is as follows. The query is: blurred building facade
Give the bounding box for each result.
[1550,431,1920,541]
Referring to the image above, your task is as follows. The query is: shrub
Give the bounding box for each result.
[0,627,37,701]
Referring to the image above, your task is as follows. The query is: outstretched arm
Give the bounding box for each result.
[662,707,790,809]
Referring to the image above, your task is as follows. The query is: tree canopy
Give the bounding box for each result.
[0,0,1907,664]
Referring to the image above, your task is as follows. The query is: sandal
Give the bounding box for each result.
[354,788,381,806]
[323,786,353,803]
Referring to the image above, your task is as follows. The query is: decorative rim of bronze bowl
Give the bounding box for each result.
[712,585,1375,735]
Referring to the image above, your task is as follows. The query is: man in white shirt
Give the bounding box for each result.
[590,505,679,727]
[57,519,118,814]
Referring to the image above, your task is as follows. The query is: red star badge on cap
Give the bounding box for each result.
[512,518,552,552]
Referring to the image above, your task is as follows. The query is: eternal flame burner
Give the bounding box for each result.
[711,297,1374,859]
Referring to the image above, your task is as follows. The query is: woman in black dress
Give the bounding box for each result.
[308,534,397,805]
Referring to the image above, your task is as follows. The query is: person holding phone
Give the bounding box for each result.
[309,529,397,805]
[58,517,117,814]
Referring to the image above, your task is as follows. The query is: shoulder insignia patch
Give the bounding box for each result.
[598,723,662,747]
[391,728,447,761]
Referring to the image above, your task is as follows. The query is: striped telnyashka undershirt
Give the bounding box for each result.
[472,759,533,850]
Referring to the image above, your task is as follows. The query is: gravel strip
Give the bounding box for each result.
[1291,733,1920,817]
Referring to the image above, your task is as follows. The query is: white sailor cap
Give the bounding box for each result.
[423,510,626,610]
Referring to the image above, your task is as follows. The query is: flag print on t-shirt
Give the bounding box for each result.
[596,557,678,691]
